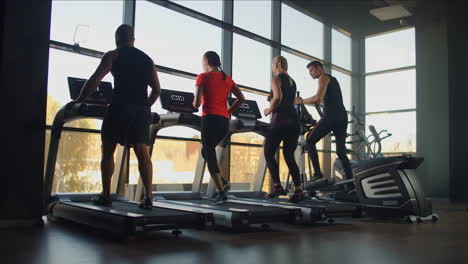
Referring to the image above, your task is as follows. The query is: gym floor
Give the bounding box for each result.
[3,200,467,264]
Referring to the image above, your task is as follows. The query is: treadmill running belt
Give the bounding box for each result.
[178,199,287,212]
[69,201,194,217]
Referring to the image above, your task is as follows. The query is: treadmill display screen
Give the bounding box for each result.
[68,77,112,105]
[228,98,261,120]
[160,89,197,113]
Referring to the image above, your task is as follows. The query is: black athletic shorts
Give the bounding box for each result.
[101,104,152,146]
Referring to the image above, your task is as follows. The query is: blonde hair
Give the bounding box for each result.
[273,56,288,72]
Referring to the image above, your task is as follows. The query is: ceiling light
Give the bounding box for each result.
[370,4,412,21]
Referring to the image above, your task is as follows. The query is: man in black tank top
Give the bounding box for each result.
[73,24,161,208]
[295,61,353,180]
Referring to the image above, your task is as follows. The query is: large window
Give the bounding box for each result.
[48,131,102,193]
[47,48,114,129]
[366,69,416,112]
[46,0,355,193]
[234,0,272,39]
[50,0,123,51]
[365,28,416,153]
[128,138,208,187]
[332,29,351,70]
[172,0,222,20]
[281,3,323,59]
[136,1,222,74]
[232,34,271,90]
[366,28,416,73]
[366,112,416,153]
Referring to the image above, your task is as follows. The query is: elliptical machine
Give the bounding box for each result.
[293,104,438,223]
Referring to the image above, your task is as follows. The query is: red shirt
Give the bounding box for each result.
[195,72,235,118]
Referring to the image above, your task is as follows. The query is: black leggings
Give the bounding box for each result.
[264,114,301,187]
[201,115,230,175]
[306,116,353,180]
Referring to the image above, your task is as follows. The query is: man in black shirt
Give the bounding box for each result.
[73,24,161,209]
[295,61,353,180]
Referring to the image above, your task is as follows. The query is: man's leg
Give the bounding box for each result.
[133,144,153,200]
[101,139,117,197]
[333,122,353,180]
[306,120,332,178]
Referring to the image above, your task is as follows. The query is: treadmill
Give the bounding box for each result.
[135,89,302,230]
[220,99,358,221]
[43,77,214,236]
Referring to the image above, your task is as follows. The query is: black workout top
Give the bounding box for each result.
[111,46,153,106]
[271,73,298,120]
[323,74,347,119]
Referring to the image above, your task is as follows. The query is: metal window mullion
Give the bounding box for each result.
[365,109,416,116]
[222,0,233,76]
[365,65,416,76]
[123,0,136,27]
[322,22,332,178]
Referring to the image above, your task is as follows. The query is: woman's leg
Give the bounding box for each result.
[201,115,229,192]
[264,128,283,185]
[282,125,301,188]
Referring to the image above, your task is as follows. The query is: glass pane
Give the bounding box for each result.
[366,28,415,72]
[244,91,270,123]
[331,70,352,111]
[281,3,323,59]
[151,72,198,115]
[128,139,208,190]
[50,0,123,51]
[172,0,222,20]
[230,145,263,190]
[281,51,318,100]
[47,48,114,129]
[365,111,416,153]
[50,131,102,193]
[234,0,271,39]
[136,1,222,74]
[279,150,326,184]
[332,29,351,70]
[231,91,268,144]
[366,69,416,112]
[232,34,271,90]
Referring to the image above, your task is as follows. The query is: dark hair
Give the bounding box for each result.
[306,60,323,69]
[115,24,134,46]
[204,51,226,80]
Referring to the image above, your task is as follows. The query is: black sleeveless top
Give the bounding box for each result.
[271,73,298,120]
[111,47,153,106]
[323,74,347,119]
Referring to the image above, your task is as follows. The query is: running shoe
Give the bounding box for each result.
[138,198,153,210]
[288,189,306,203]
[91,193,112,206]
[213,191,228,205]
[265,185,287,198]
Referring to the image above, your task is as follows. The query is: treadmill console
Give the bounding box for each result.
[228,98,261,120]
[160,89,198,113]
[68,77,112,105]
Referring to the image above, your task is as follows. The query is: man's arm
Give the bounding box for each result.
[75,51,114,103]
[148,62,161,107]
[264,76,282,116]
[228,84,245,114]
[295,74,330,105]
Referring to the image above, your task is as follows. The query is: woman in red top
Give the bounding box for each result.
[193,51,245,204]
